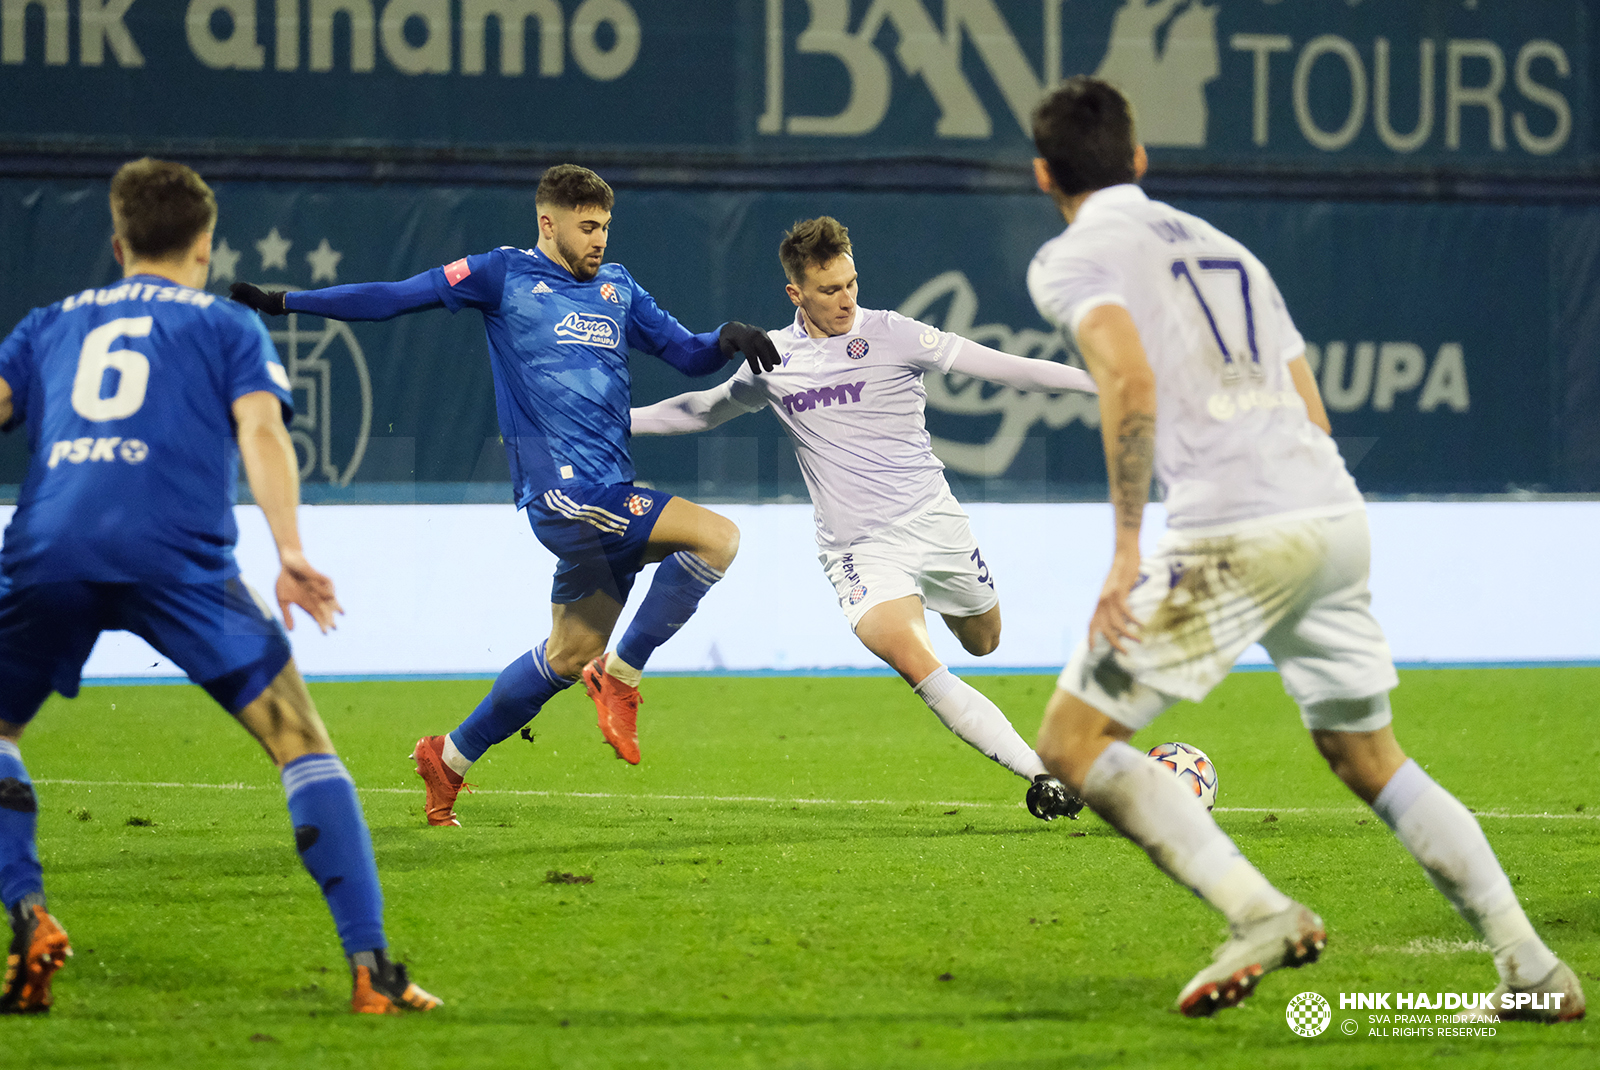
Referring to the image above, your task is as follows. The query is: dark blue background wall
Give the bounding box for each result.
[3,1,1597,499]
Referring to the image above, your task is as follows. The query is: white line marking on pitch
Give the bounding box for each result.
[31,779,1600,819]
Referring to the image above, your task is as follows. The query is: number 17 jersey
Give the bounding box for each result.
[1027,184,1361,532]
[0,275,293,586]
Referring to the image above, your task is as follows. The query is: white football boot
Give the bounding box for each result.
[1489,960,1586,1023]
[1175,902,1327,1017]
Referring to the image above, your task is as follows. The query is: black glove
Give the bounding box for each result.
[229,282,287,316]
[718,321,781,374]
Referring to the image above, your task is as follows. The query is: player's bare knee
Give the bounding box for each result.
[698,516,740,572]
[959,628,1000,657]
[544,636,604,680]
[236,662,335,765]
[944,607,1000,656]
[1307,702,1405,803]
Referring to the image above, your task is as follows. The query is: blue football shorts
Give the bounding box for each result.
[526,483,674,605]
[0,576,292,725]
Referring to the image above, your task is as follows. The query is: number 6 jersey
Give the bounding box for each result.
[1027,184,1361,533]
[0,275,293,585]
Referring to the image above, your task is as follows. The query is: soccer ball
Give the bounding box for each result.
[1146,742,1218,811]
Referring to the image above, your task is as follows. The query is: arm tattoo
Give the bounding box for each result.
[1112,412,1155,531]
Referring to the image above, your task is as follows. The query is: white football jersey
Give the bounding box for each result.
[1028,184,1362,532]
[727,308,964,548]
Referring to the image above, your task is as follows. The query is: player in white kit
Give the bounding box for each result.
[632,217,1099,820]
[1026,76,1583,1020]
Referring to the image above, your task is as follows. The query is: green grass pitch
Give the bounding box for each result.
[5,669,1596,1069]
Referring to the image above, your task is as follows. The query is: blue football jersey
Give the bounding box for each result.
[0,274,293,585]
[428,247,693,506]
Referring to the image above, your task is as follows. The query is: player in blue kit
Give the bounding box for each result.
[230,165,780,825]
[0,159,440,1016]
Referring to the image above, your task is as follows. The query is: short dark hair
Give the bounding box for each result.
[1031,76,1139,196]
[109,158,217,260]
[779,216,853,283]
[536,164,614,211]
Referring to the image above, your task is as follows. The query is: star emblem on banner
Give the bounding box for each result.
[209,237,242,284]
[256,228,292,271]
[306,239,343,283]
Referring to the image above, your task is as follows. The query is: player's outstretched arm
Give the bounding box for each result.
[632,381,762,435]
[231,271,444,322]
[1075,303,1156,653]
[233,390,344,633]
[947,341,1099,394]
[0,374,12,427]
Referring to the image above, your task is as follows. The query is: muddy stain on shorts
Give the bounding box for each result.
[1141,524,1328,673]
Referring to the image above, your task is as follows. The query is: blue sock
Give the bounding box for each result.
[281,755,386,955]
[449,641,574,762]
[616,552,724,671]
[0,740,43,911]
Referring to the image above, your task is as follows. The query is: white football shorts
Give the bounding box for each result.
[1057,508,1398,732]
[818,491,1000,630]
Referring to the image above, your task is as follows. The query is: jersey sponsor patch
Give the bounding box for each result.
[846,337,869,359]
[443,258,472,286]
[919,327,940,349]
[625,493,653,516]
[267,362,291,390]
[599,282,619,303]
[553,310,620,347]
[46,437,148,468]
[780,381,865,414]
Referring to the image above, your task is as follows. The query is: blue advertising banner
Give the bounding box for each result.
[0,176,1591,498]
[0,0,1591,173]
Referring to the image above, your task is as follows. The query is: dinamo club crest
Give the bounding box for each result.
[625,493,653,516]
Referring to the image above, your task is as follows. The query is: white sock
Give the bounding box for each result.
[1373,759,1559,987]
[913,666,1047,781]
[605,652,643,688]
[441,734,473,777]
[1082,741,1292,926]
